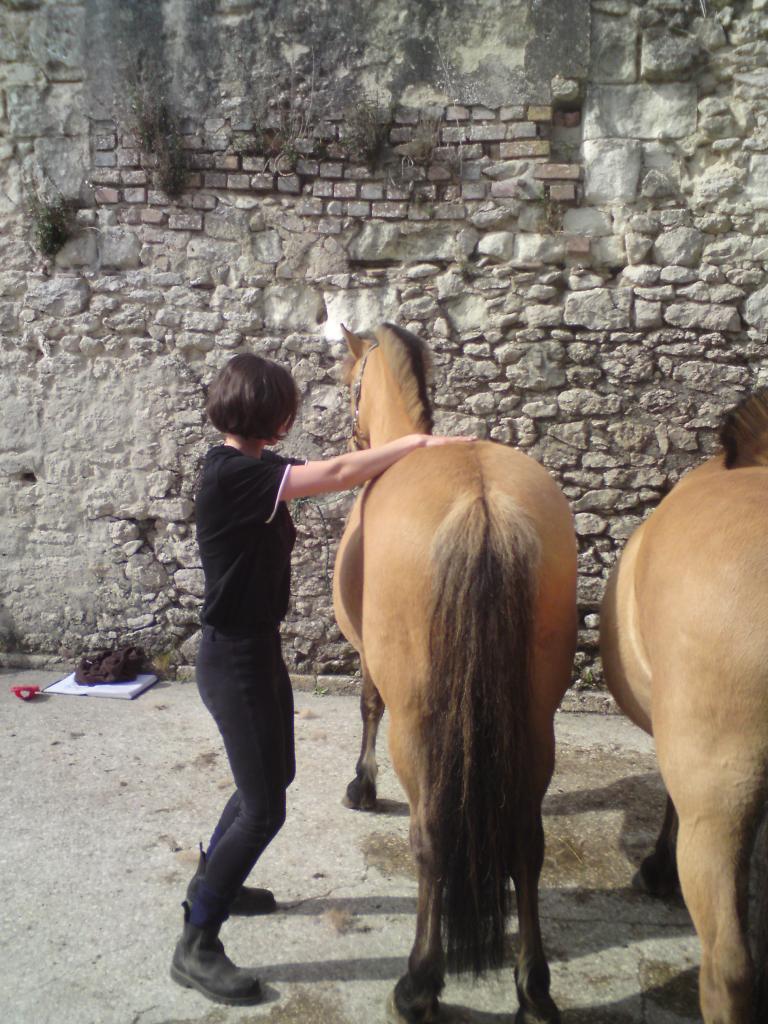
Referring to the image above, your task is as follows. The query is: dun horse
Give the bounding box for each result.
[600,391,768,1024]
[333,323,577,1023]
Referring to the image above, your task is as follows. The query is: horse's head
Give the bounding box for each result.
[341,324,380,450]
[341,323,433,450]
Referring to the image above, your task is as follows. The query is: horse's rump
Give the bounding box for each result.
[424,487,541,976]
[637,470,768,665]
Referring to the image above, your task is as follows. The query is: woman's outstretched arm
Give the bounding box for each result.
[280,434,475,501]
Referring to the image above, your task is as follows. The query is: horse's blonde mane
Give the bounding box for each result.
[374,323,434,434]
[720,390,768,469]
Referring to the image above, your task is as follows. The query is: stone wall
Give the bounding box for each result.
[1,0,766,686]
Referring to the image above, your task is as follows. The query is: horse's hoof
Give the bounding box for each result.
[342,776,377,811]
[515,1002,561,1024]
[389,977,444,1023]
[386,991,455,1023]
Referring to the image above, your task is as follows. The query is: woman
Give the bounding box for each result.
[170,351,472,1006]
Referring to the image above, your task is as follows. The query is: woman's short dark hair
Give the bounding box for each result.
[205,354,299,440]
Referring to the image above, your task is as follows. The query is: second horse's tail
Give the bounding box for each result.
[424,489,541,975]
[720,390,768,469]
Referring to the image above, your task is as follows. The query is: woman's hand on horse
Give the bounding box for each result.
[281,434,477,500]
[406,434,478,448]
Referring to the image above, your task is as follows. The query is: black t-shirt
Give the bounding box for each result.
[196,445,301,634]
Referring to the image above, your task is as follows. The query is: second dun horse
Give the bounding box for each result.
[332,323,577,1023]
[601,391,768,1024]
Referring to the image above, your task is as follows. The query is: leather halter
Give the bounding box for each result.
[350,341,379,450]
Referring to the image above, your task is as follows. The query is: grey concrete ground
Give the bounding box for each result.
[1,669,700,1024]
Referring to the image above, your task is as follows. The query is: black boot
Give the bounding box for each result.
[170,901,263,1006]
[186,844,277,915]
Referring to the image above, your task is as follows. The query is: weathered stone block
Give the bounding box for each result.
[625,232,654,265]
[461,183,487,200]
[372,202,408,219]
[634,299,662,329]
[747,155,768,211]
[506,122,538,139]
[349,222,477,262]
[174,569,205,598]
[525,305,564,328]
[663,303,741,333]
[652,227,705,268]
[563,209,612,237]
[187,238,240,264]
[640,169,676,198]
[54,234,98,270]
[559,388,622,416]
[251,230,283,264]
[169,212,203,231]
[549,183,576,202]
[442,294,490,335]
[7,85,52,137]
[583,139,642,202]
[671,361,749,391]
[490,180,523,199]
[591,13,638,84]
[575,513,607,536]
[175,331,216,352]
[583,84,697,140]
[264,284,324,330]
[574,489,624,514]
[26,278,90,317]
[515,234,567,264]
[277,175,301,194]
[203,172,227,189]
[477,232,516,261]
[568,270,605,291]
[534,164,581,181]
[500,140,550,159]
[97,228,141,270]
[564,288,632,330]
[94,187,121,204]
[697,97,738,142]
[641,29,699,82]
[469,124,506,142]
[506,342,566,391]
[204,208,248,241]
[744,284,768,334]
[182,312,223,333]
[324,286,402,336]
[29,6,85,81]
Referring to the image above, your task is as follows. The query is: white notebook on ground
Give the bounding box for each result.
[45,672,158,700]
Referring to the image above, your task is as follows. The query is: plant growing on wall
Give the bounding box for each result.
[26,188,73,257]
[128,63,186,198]
[341,94,394,168]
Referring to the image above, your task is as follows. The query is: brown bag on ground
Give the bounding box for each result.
[74,646,149,685]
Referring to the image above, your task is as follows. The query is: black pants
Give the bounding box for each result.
[194,625,295,921]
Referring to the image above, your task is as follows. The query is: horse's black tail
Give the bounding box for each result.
[719,390,768,469]
[424,489,540,976]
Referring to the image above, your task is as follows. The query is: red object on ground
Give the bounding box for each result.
[11,685,40,701]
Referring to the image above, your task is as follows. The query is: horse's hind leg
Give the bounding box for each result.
[513,807,560,1024]
[634,793,679,898]
[343,666,384,811]
[392,811,444,1023]
[676,810,754,1023]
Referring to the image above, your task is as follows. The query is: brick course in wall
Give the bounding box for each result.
[86,104,583,233]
